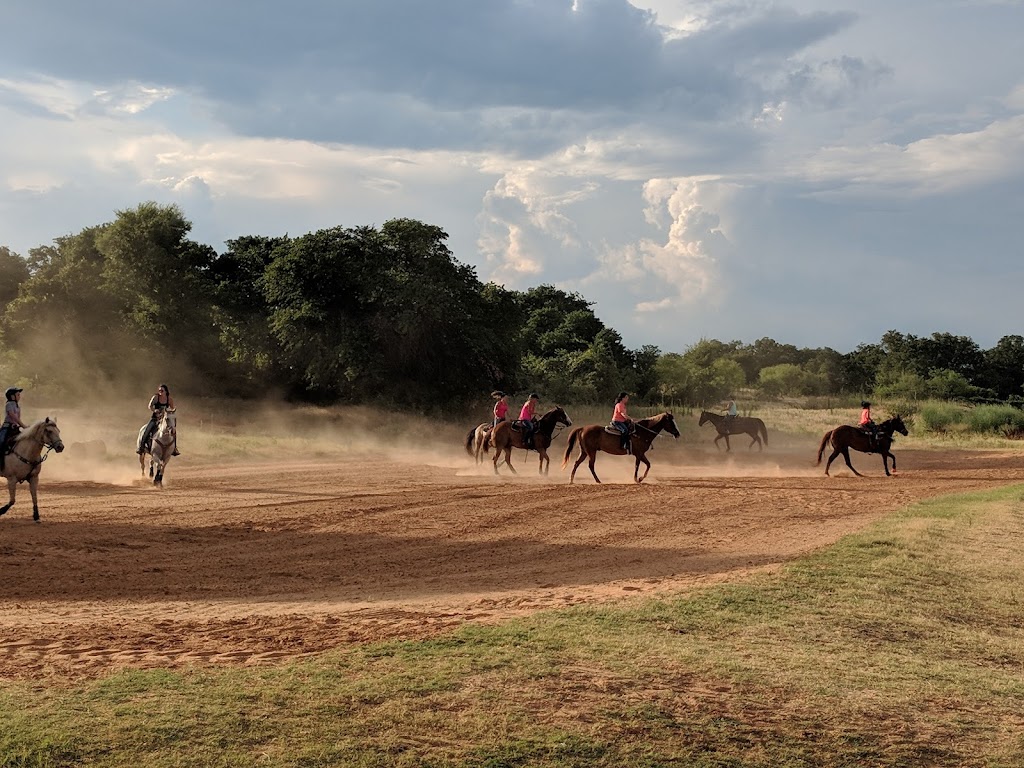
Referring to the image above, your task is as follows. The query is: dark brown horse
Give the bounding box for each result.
[562,412,680,484]
[698,410,768,451]
[486,406,573,475]
[817,415,908,477]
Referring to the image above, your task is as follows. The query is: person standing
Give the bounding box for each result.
[611,391,632,454]
[518,393,540,449]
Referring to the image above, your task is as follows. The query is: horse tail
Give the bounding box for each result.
[760,419,769,446]
[562,428,581,468]
[483,430,492,453]
[816,429,833,465]
[465,427,477,457]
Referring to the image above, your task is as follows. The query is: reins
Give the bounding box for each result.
[9,434,57,470]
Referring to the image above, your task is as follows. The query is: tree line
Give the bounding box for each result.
[1,202,1021,410]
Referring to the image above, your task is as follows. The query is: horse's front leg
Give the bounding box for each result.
[0,476,16,516]
[28,474,41,522]
[636,455,651,483]
[139,451,146,475]
[881,452,893,477]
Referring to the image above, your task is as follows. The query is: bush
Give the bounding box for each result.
[966,404,1024,436]
[917,401,965,433]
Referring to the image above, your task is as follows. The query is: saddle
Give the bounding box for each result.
[0,427,19,471]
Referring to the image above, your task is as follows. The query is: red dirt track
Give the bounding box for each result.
[2,444,1023,679]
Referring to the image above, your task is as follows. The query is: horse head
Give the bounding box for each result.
[158,408,177,433]
[886,414,909,437]
[698,410,711,426]
[551,406,572,428]
[21,417,64,453]
[639,412,680,439]
[660,412,681,439]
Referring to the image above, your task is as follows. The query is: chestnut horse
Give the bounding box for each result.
[486,407,573,475]
[562,412,680,484]
[0,417,65,522]
[817,415,908,477]
[698,410,768,451]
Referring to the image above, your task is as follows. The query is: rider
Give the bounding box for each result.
[611,391,632,454]
[859,400,878,448]
[723,396,738,429]
[0,386,28,467]
[491,390,509,429]
[138,383,180,456]
[518,393,540,449]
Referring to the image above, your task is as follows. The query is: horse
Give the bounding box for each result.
[562,412,681,484]
[485,407,573,475]
[139,408,177,486]
[698,410,768,452]
[0,417,65,522]
[817,415,909,477]
[464,422,492,464]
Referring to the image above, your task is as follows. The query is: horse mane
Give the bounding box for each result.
[638,411,672,427]
[15,417,56,443]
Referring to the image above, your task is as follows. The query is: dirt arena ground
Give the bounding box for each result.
[2,434,1023,681]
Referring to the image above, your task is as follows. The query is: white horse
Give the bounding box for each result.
[0,417,65,522]
[138,408,176,486]
[463,422,492,464]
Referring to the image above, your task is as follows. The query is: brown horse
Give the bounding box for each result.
[817,415,908,477]
[698,410,768,451]
[562,412,681,484]
[486,407,573,475]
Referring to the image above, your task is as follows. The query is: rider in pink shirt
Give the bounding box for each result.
[491,391,509,428]
[611,391,631,454]
[859,400,877,446]
[519,393,539,447]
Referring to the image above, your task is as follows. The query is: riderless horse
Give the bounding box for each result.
[817,415,908,477]
[0,417,65,522]
[138,408,177,486]
[562,412,680,484]
[698,410,768,451]
[464,422,492,464]
[485,406,573,475]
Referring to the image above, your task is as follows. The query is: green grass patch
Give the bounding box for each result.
[5,488,1024,766]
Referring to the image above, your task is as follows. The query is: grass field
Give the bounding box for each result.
[4,484,1024,767]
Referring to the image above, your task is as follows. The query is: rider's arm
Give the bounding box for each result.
[167,395,176,409]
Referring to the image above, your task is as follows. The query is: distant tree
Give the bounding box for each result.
[96,202,221,380]
[632,344,661,401]
[757,363,828,397]
[979,335,1024,399]
[0,247,29,314]
[842,343,884,393]
[211,234,292,391]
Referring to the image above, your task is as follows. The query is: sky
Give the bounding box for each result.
[1,0,1022,355]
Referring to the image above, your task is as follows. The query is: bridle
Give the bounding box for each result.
[9,428,61,469]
